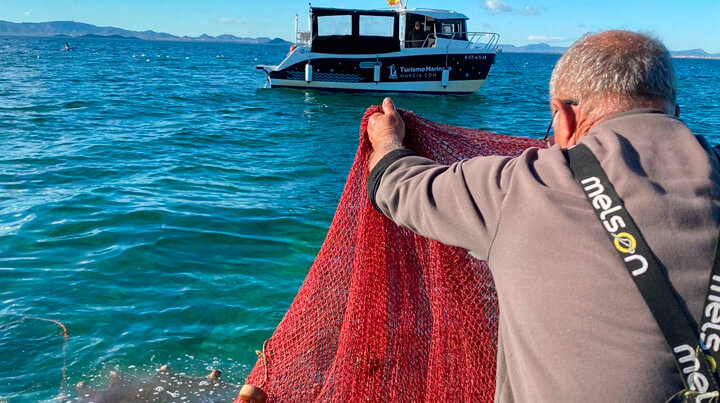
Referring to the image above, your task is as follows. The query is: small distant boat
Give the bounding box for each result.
[256,5,499,94]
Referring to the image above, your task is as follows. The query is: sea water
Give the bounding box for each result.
[1,36,718,401]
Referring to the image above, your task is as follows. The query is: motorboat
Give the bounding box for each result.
[256,5,499,94]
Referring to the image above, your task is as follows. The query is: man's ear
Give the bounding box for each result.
[551,99,577,148]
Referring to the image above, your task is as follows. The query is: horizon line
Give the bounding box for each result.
[2,19,719,55]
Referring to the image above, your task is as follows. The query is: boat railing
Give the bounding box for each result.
[296,30,311,46]
[465,32,500,50]
[411,32,499,51]
[441,32,499,50]
[406,37,436,48]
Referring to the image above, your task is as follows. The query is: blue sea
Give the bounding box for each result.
[1,36,719,401]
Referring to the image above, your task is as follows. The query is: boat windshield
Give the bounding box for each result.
[437,19,467,40]
[311,7,400,54]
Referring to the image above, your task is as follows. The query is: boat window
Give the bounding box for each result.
[317,15,352,36]
[405,14,436,48]
[359,15,394,37]
[438,19,467,40]
[310,7,400,54]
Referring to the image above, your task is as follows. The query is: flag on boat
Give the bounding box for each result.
[387,0,402,5]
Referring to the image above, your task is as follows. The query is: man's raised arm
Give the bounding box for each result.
[366,97,515,259]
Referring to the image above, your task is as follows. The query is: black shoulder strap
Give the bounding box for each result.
[564,143,719,399]
[697,137,720,360]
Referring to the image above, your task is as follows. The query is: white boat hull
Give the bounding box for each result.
[269,78,486,94]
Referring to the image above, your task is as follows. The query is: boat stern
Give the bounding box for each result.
[255,65,278,74]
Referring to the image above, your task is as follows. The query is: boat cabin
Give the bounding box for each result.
[307,7,470,54]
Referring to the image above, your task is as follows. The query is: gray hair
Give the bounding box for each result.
[549,30,676,115]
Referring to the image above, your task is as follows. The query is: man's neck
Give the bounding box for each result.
[577,106,672,139]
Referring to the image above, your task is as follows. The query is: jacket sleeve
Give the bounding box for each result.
[367,149,517,259]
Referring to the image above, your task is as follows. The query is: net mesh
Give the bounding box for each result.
[237,106,543,402]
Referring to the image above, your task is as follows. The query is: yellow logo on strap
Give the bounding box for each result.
[613,232,637,254]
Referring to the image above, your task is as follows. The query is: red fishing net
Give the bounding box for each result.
[236,106,543,402]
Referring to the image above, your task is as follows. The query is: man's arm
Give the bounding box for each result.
[367,98,514,257]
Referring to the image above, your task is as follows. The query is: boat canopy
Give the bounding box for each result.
[310,7,400,54]
[405,9,469,21]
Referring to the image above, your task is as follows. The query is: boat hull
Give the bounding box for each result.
[262,52,495,95]
[270,78,486,94]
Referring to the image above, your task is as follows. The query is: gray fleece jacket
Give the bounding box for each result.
[368,110,720,402]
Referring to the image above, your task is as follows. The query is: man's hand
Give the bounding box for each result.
[368,97,406,171]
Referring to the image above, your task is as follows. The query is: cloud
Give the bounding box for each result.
[484,0,513,13]
[577,23,587,28]
[482,23,492,29]
[484,2,545,16]
[518,5,544,16]
[215,18,244,25]
[24,11,31,16]
[527,35,566,43]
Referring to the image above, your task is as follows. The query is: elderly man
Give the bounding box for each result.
[366,30,720,401]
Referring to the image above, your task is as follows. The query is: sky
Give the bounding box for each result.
[2,0,719,53]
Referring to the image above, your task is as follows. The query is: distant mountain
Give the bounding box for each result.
[2,21,717,56]
[79,34,139,40]
[215,34,240,41]
[670,48,720,58]
[498,42,720,59]
[0,20,291,45]
[498,43,566,54]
